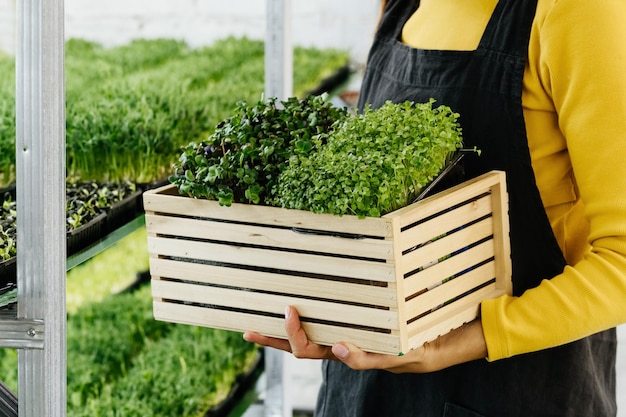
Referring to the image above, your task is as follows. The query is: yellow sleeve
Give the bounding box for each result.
[482,0,626,360]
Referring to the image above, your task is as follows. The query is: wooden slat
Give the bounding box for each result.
[399,217,494,274]
[385,171,505,229]
[398,194,493,252]
[403,239,495,295]
[153,301,403,354]
[489,178,513,293]
[406,303,481,350]
[150,258,398,307]
[143,184,393,237]
[404,261,496,319]
[145,213,394,260]
[148,236,396,282]
[152,280,399,330]
[406,286,505,350]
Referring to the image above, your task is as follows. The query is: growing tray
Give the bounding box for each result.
[0,258,16,289]
[143,170,511,354]
[106,190,144,233]
[66,212,107,257]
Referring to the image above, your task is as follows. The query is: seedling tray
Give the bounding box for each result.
[67,212,107,257]
[106,190,143,233]
[143,170,511,354]
[0,263,16,294]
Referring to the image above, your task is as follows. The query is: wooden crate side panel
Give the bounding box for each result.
[148,236,396,283]
[143,184,393,237]
[153,301,403,354]
[150,258,398,307]
[145,213,394,260]
[398,194,493,252]
[152,280,399,330]
[393,171,511,352]
[404,261,496,318]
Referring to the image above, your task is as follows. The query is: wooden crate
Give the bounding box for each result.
[143,170,511,354]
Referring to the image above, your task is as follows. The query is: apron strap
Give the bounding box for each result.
[479,0,539,55]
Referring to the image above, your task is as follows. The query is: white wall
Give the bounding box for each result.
[0,0,379,64]
[0,0,15,55]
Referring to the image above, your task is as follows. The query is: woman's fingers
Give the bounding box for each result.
[243,331,293,353]
[331,342,411,371]
[243,306,335,360]
[284,306,335,360]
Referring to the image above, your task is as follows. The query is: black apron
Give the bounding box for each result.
[314,1,617,416]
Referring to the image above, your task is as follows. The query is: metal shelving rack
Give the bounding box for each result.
[0,1,293,416]
[0,0,66,416]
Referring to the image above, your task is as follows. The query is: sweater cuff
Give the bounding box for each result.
[480,296,511,361]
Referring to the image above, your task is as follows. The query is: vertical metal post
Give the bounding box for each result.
[15,1,66,416]
[264,2,292,416]
[265,0,293,101]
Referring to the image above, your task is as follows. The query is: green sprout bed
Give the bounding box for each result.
[0,35,349,261]
[0,37,349,186]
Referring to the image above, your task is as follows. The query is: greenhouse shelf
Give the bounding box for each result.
[0,215,146,307]
[66,214,145,271]
[0,214,144,347]
[0,192,148,287]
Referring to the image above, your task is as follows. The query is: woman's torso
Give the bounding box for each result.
[401,0,589,266]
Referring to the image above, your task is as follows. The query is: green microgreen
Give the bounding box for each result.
[169,94,348,206]
[271,99,464,217]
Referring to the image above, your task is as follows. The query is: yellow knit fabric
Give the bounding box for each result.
[402,0,626,360]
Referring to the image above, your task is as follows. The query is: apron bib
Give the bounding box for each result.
[314,1,617,416]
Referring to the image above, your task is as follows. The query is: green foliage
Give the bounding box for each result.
[65,225,148,314]
[0,348,17,392]
[0,287,167,399]
[0,195,16,260]
[271,99,464,217]
[0,57,15,186]
[293,45,350,94]
[65,285,257,416]
[169,94,348,206]
[0,37,349,186]
[66,285,171,408]
[0,181,140,260]
[74,325,258,417]
[65,180,137,231]
[64,37,266,184]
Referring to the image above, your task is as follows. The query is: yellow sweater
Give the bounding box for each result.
[402,0,626,361]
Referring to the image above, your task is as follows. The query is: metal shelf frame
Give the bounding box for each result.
[0,0,67,416]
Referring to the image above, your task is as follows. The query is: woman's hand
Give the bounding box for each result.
[243,306,489,373]
[243,305,336,361]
